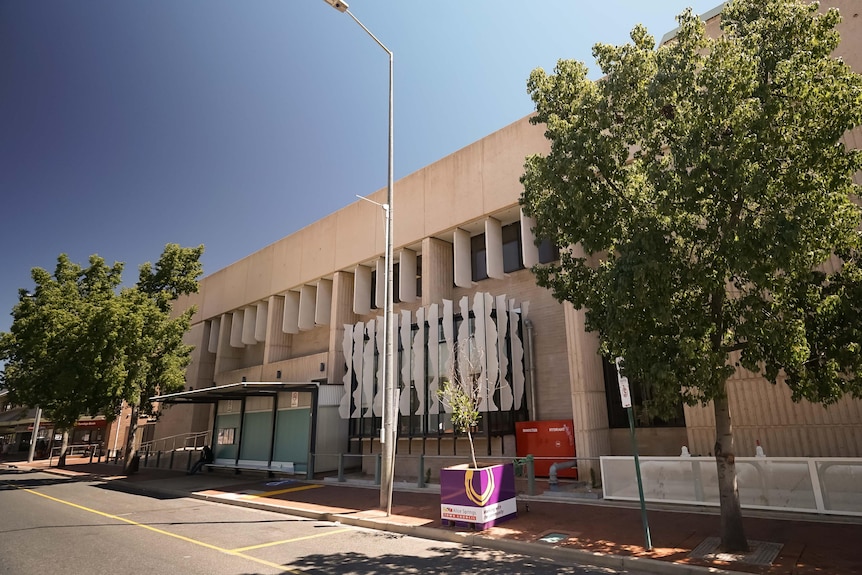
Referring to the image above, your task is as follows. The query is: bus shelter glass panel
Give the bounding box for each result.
[273,391,311,473]
[239,396,274,463]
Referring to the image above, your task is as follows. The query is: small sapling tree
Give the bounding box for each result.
[437,339,493,469]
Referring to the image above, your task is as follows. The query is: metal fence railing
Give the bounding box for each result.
[140,431,208,454]
[307,452,602,496]
[601,455,862,517]
[80,444,862,518]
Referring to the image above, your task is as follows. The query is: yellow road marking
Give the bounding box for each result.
[17,486,302,574]
[230,527,351,552]
[242,483,324,499]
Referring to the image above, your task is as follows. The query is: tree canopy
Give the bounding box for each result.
[0,254,125,430]
[0,244,204,434]
[520,0,862,416]
[520,0,862,551]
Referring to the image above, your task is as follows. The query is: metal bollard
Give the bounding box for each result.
[187,450,193,471]
[375,453,382,485]
[526,454,536,496]
[156,450,162,468]
[417,454,425,488]
[169,450,175,470]
[338,453,346,482]
[306,453,314,480]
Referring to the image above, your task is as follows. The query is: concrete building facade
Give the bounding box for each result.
[154,1,862,477]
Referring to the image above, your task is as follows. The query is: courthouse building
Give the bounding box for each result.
[152,1,862,477]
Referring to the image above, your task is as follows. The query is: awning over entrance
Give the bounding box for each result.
[0,407,37,430]
[0,409,106,432]
[151,381,320,404]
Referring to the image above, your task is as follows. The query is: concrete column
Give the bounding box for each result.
[421,237,453,306]
[563,301,611,482]
[263,295,291,366]
[326,271,356,384]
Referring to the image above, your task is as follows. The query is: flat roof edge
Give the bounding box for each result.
[660,2,727,45]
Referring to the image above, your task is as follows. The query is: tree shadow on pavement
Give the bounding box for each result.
[284,544,617,575]
[0,469,95,490]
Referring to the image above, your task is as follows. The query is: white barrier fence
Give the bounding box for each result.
[601,456,862,517]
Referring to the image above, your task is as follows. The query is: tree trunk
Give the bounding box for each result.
[466,429,478,469]
[122,404,140,475]
[58,430,69,467]
[714,390,749,552]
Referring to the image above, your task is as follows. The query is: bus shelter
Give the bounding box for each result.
[152,381,345,476]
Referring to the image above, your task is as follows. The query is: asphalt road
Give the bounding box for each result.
[0,468,638,574]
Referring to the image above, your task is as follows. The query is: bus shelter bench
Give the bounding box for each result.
[205,462,296,477]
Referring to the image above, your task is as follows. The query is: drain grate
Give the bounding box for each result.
[690,537,783,566]
[537,532,570,544]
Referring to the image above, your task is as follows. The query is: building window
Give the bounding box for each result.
[472,223,526,280]
[371,265,402,308]
[393,263,401,304]
[502,222,524,273]
[416,255,422,298]
[471,234,488,281]
[537,238,560,264]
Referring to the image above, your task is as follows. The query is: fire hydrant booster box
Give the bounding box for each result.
[515,420,578,479]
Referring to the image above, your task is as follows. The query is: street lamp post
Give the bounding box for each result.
[322,0,397,516]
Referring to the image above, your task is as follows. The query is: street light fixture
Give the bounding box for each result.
[322,0,397,516]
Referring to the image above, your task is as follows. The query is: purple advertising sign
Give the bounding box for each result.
[440,462,517,529]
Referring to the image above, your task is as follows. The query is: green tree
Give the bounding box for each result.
[117,243,204,473]
[0,255,126,464]
[520,0,862,552]
[0,244,204,472]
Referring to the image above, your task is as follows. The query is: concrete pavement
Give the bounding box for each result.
[3,455,860,575]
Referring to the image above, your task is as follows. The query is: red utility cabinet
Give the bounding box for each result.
[515,420,578,479]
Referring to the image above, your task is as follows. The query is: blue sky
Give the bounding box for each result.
[0,0,722,336]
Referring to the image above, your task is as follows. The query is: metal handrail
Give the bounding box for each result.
[140,430,209,453]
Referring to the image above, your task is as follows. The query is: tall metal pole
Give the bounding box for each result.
[27,406,42,463]
[383,43,397,517]
[615,357,652,551]
[323,0,396,515]
[112,410,123,458]
[626,403,652,550]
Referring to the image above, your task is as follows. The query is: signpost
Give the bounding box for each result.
[615,357,652,551]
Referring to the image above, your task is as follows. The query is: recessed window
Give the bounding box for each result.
[472,223,526,280]
[371,265,402,308]
[537,238,560,264]
[471,234,488,281]
[502,222,524,273]
[393,263,401,304]
[416,255,422,298]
